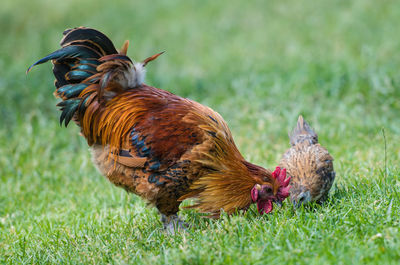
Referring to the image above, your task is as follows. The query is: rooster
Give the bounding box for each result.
[28,27,290,231]
[279,116,335,207]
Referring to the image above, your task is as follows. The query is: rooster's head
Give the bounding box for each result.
[250,167,291,214]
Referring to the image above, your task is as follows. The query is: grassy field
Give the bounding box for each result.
[1,0,399,264]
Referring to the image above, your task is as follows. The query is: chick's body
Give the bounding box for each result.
[280,116,335,207]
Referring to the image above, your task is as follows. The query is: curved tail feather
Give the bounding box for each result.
[27,26,163,141]
[27,27,122,126]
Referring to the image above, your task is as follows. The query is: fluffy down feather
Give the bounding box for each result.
[280,116,335,207]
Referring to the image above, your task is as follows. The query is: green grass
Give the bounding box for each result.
[1,0,400,264]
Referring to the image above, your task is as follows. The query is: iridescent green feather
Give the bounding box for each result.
[28,27,120,127]
[56,83,89,99]
[57,99,81,126]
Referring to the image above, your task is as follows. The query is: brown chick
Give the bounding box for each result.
[279,115,335,207]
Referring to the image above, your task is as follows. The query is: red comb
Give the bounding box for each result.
[272,167,291,201]
[272,167,290,187]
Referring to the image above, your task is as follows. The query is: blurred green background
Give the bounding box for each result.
[1,0,399,264]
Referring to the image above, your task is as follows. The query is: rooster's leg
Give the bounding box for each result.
[161,214,189,233]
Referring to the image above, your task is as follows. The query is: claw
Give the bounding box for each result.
[161,214,189,234]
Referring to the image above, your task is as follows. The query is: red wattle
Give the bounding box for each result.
[256,200,273,214]
[251,187,258,202]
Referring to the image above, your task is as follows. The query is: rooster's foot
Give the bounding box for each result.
[161,214,189,234]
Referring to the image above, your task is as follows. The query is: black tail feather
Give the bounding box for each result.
[27,45,101,73]
[65,69,95,81]
[28,27,120,127]
[60,27,118,55]
[71,64,97,72]
[57,99,80,127]
[56,83,89,99]
[52,61,71,88]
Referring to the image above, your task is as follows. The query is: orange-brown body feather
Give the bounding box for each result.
[86,84,275,216]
